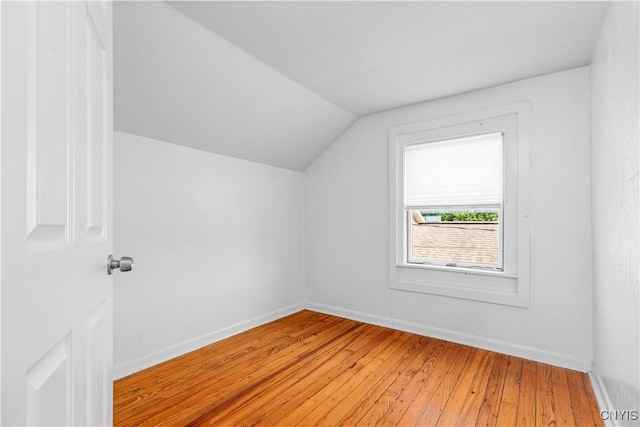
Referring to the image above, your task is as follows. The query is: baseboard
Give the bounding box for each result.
[589,365,616,427]
[305,302,592,372]
[114,300,592,380]
[113,303,305,380]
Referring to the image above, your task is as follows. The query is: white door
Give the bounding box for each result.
[1,1,115,425]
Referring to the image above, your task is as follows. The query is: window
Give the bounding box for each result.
[389,103,530,307]
[405,132,504,271]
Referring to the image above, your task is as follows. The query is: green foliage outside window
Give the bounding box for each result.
[423,211,499,222]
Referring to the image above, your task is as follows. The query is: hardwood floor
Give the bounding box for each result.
[114,310,602,426]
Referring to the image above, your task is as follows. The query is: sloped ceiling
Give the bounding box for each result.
[167,1,610,116]
[114,1,355,171]
[114,1,609,171]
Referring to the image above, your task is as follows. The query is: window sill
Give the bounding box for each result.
[399,262,517,279]
[390,264,529,307]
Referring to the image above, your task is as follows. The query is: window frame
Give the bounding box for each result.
[389,102,530,307]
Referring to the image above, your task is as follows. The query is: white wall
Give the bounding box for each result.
[590,2,640,422]
[305,67,593,370]
[113,132,305,378]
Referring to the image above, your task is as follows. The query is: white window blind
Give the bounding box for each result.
[404,132,503,207]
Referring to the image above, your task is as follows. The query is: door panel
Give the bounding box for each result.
[86,9,108,241]
[2,1,114,425]
[26,2,73,250]
[86,302,107,426]
[26,336,72,426]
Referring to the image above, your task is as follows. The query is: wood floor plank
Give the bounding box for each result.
[516,360,537,426]
[113,311,603,427]
[495,356,523,426]
[418,347,478,426]
[170,320,363,426]
[536,363,557,427]
[251,326,393,426]
[115,310,325,395]
[331,336,434,425]
[582,372,605,426]
[292,331,416,425]
[501,357,523,407]
[453,349,495,426]
[188,323,376,426]
[566,370,601,426]
[113,311,341,408]
[114,319,331,421]
[435,349,494,426]
[117,315,359,426]
[475,353,510,427]
[413,345,474,426]
[265,329,407,426]
[352,337,441,426]
[376,340,453,426]
[496,402,519,427]
[551,366,577,426]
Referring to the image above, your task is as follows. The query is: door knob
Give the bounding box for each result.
[107,255,133,275]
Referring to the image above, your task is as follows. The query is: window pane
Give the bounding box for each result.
[409,208,501,269]
[404,132,503,207]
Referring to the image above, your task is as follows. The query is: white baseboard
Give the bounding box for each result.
[306,302,592,372]
[113,303,305,380]
[115,301,593,380]
[589,365,616,427]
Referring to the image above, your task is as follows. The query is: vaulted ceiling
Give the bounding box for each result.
[114,1,609,171]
